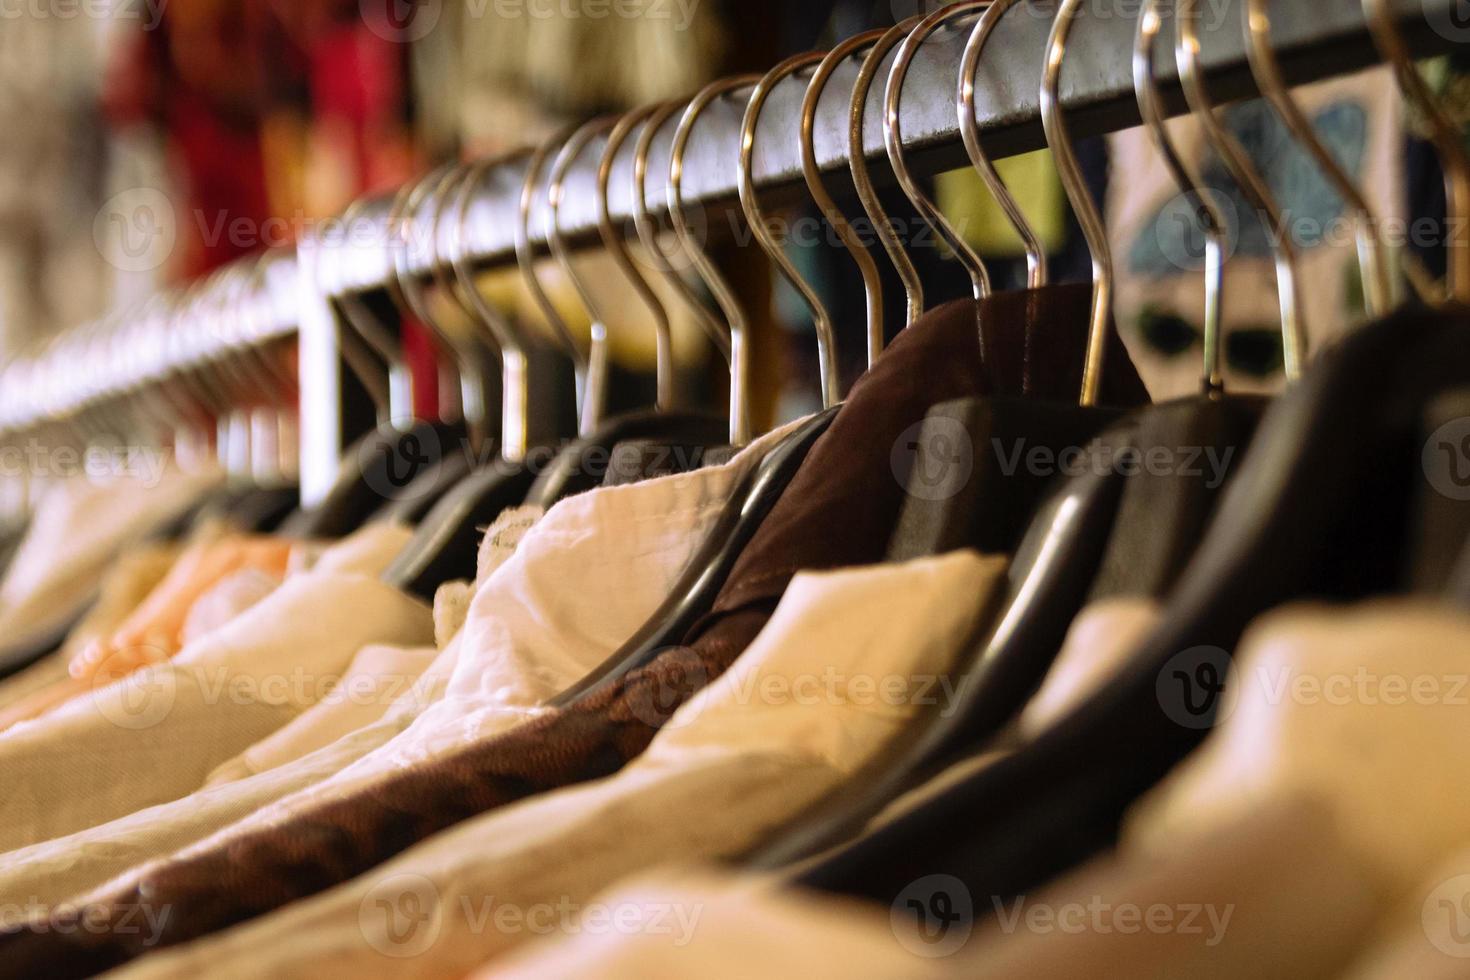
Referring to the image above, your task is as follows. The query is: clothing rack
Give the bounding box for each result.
[0,0,1462,504]
[328,0,1462,289]
[0,248,299,438]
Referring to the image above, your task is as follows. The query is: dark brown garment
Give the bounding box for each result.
[0,286,1149,977]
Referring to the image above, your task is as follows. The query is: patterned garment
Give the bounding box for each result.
[1108,68,1405,399]
[0,287,1149,977]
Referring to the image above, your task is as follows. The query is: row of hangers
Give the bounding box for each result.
[1,0,1466,608]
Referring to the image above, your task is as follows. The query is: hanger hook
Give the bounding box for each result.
[1178,0,1307,380]
[451,153,534,462]
[961,0,1050,290]
[334,197,413,424]
[518,126,591,382]
[888,2,993,302]
[389,163,498,452]
[1362,0,1470,305]
[741,52,842,409]
[548,117,619,436]
[670,76,762,446]
[600,106,676,410]
[1137,0,1227,395]
[1244,0,1421,315]
[1042,0,1112,405]
[632,100,734,367]
[804,30,888,368]
[850,15,927,325]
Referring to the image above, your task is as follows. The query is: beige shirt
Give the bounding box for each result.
[0,521,431,853]
[0,424,796,917]
[115,551,1007,980]
[204,643,441,784]
[1127,600,1470,893]
[1342,842,1470,979]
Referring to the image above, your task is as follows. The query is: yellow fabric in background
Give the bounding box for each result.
[936,149,1066,258]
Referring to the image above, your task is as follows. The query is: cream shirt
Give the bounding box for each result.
[0,521,430,852]
[116,551,1006,980]
[486,871,948,980]
[0,425,795,916]
[1343,841,1470,980]
[1127,600,1470,891]
[201,504,546,788]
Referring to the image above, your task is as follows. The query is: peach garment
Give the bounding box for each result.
[0,529,294,731]
[0,521,431,853]
[70,530,297,684]
[0,544,182,721]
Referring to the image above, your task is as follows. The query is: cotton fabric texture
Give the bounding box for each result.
[113,552,1006,979]
[0,426,792,937]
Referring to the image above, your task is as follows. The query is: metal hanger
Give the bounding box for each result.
[1137,0,1227,394]
[851,16,927,324]
[1242,0,1427,313]
[388,164,500,455]
[334,198,414,425]
[1362,0,1470,304]
[740,52,842,408]
[524,108,729,508]
[669,76,762,446]
[547,117,617,433]
[599,106,676,409]
[960,0,1049,291]
[804,30,888,367]
[449,151,535,462]
[886,3,993,301]
[517,126,593,432]
[381,156,547,596]
[1177,0,1307,379]
[1041,0,1115,405]
[631,100,734,369]
[214,260,293,488]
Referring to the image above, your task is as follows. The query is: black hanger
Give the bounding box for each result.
[602,439,736,488]
[277,419,463,540]
[1084,396,1264,598]
[1406,387,1470,596]
[381,456,539,601]
[794,304,1470,911]
[549,409,837,707]
[373,448,475,527]
[525,411,728,508]
[183,484,302,536]
[749,414,1140,866]
[1452,542,1470,608]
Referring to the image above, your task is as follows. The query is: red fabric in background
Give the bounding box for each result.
[101,1,438,416]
